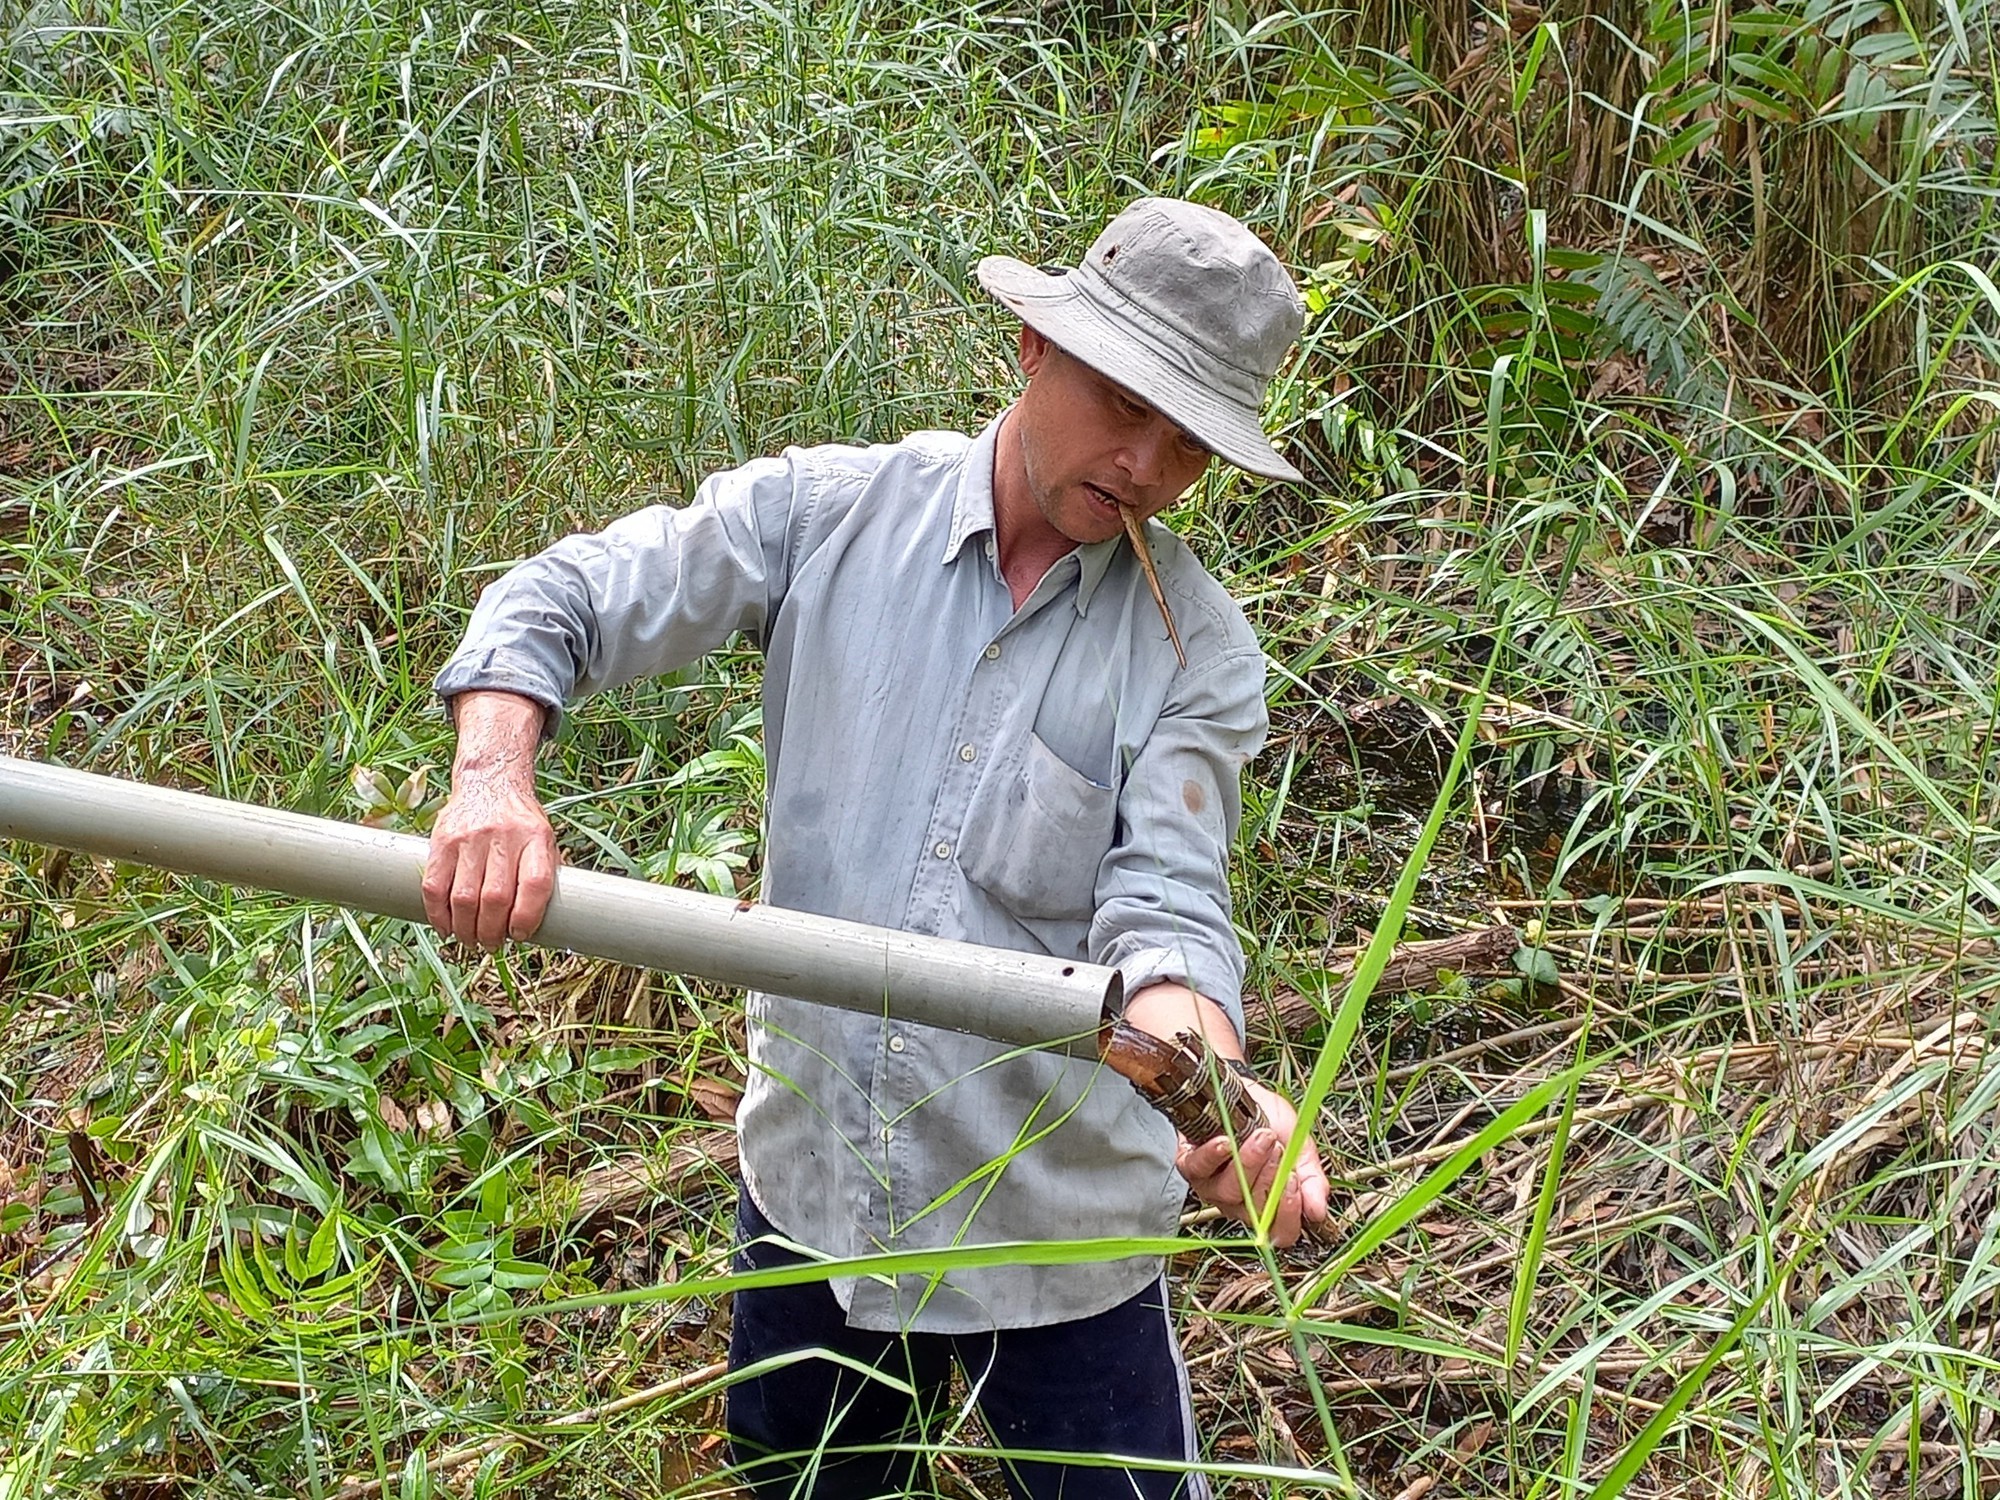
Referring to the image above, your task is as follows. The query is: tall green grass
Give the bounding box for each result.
[5,0,2000,1495]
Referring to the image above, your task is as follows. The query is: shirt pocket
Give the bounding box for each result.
[959,731,1117,921]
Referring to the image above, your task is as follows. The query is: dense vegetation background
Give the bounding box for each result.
[4,0,1999,1494]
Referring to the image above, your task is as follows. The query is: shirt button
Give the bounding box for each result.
[889,1035,905,1053]
[958,744,976,762]
[984,643,1001,661]
[880,1126,893,1142]
[933,840,952,859]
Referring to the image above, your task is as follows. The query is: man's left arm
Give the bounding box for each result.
[1090,644,1331,1247]
[1121,982,1330,1246]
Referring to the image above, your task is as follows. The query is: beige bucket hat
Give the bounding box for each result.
[977,198,1307,482]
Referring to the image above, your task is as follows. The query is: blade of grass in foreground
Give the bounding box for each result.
[1508,1023,1590,1372]
[1258,615,1517,1480]
[1582,1236,1820,1500]
[1293,1072,1577,1311]
[451,1233,1198,1326]
[1256,616,1509,1237]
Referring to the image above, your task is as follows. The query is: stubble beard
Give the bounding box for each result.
[1016,414,1112,546]
[1015,412,1069,541]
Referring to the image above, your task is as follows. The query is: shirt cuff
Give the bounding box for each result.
[434,648,570,739]
[1109,943,1246,1043]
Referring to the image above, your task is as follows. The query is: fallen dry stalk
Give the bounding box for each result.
[1214,939,1999,1470]
[517,1133,740,1237]
[1254,925,1519,1039]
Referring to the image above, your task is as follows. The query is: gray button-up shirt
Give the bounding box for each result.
[436,414,1268,1331]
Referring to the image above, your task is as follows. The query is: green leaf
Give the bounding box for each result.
[431,1236,499,1263]
[1297,1071,1577,1309]
[218,1241,274,1319]
[1512,21,1555,112]
[1656,117,1720,167]
[349,1118,413,1193]
[1728,9,1801,36]
[1664,79,1725,122]
[1849,29,1919,63]
[1508,1028,1588,1368]
[1840,60,1893,141]
[496,1355,528,1412]
[1230,1316,1502,1366]
[1727,51,1807,100]
[479,1169,513,1226]
[446,1283,501,1318]
[1514,947,1561,986]
[304,1211,341,1278]
[398,1448,432,1500]
[1723,80,1795,122]
[585,1046,653,1073]
[491,1259,549,1290]
[1544,248,1604,273]
[1653,48,1711,93]
[396,765,431,811]
[462,1233,1198,1326]
[350,764,396,812]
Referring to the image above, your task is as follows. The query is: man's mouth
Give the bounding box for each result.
[1084,483,1126,515]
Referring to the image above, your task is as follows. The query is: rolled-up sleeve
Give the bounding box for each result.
[1091,649,1268,1040]
[434,453,807,732]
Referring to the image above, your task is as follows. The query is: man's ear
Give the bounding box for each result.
[1017,323,1052,377]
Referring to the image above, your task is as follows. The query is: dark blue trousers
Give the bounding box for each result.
[727,1191,1208,1500]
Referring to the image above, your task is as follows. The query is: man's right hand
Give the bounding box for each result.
[421,690,558,949]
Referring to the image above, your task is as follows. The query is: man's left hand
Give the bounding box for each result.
[1175,1078,1331,1248]
[1121,982,1332,1247]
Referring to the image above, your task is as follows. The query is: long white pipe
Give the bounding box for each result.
[0,756,1117,1054]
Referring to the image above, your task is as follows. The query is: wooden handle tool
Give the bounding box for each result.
[1099,1020,1332,1248]
[1100,1021,1260,1145]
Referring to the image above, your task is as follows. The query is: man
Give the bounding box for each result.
[423,197,1331,1498]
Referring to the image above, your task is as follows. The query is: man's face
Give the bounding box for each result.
[1011,327,1214,547]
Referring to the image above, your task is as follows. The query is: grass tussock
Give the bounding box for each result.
[4,0,2000,1495]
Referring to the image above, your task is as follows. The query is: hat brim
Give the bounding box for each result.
[976,254,1303,483]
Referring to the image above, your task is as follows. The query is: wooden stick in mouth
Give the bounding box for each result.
[1118,503,1186,668]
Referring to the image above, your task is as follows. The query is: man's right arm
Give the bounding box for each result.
[421,451,823,947]
[421,689,559,947]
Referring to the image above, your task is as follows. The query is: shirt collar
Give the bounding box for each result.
[942,414,1003,567]
[944,410,1123,616]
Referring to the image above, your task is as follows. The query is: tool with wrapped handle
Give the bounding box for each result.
[1099,1022,1261,1145]
[1100,1020,1332,1247]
